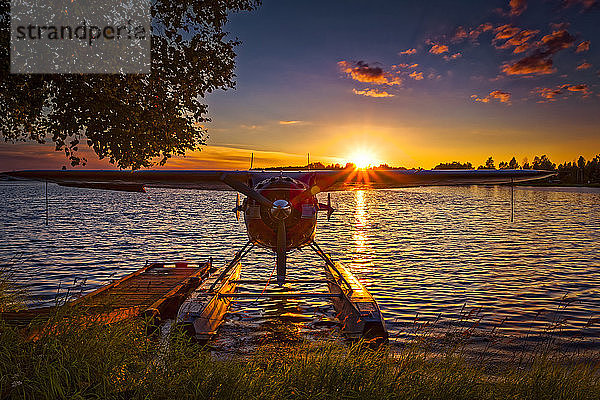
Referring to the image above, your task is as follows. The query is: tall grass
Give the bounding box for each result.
[0,259,26,312]
[0,270,599,399]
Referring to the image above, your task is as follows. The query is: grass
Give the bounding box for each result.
[0,271,599,399]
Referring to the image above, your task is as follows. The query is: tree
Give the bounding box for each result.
[434,161,473,170]
[478,156,495,170]
[577,155,586,183]
[0,0,260,169]
[498,161,509,169]
[532,155,556,171]
[508,157,519,169]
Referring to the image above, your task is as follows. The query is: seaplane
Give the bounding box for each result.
[3,167,554,341]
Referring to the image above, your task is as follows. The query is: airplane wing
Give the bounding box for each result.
[2,168,555,193]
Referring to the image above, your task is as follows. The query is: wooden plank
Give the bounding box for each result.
[1,261,212,336]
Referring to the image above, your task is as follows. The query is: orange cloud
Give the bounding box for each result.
[472,90,512,104]
[576,62,592,70]
[533,83,591,101]
[393,63,419,69]
[469,23,494,41]
[563,0,597,10]
[399,48,417,55]
[444,52,462,61]
[502,55,555,75]
[501,29,574,76]
[409,71,424,80]
[338,61,402,85]
[279,120,303,125]
[490,90,512,103]
[493,25,539,53]
[429,44,449,54]
[452,26,468,42]
[509,0,527,16]
[494,24,521,40]
[538,29,575,53]
[352,88,395,98]
[566,84,590,94]
[576,40,590,53]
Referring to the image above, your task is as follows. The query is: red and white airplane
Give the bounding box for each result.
[5,168,553,285]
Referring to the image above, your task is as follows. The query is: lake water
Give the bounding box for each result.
[1,182,599,354]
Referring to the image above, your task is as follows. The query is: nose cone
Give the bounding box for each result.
[271,199,292,220]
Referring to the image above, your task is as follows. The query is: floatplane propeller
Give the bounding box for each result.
[2,167,555,340]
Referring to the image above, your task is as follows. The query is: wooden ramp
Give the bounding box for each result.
[1,261,212,333]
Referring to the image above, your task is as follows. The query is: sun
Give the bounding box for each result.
[348,150,379,169]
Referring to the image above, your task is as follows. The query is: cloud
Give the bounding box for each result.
[576,40,590,53]
[240,124,261,130]
[451,26,468,43]
[536,87,564,100]
[490,90,512,103]
[399,48,417,55]
[409,71,424,80]
[501,29,575,76]
[538,29,575,54]
[279,120,303,125]
[493,25,539,53]
[338,61,402,85]
[469,23,494,41]
[352,88,395,98]
[502,54,555,75]
[562,0,597,10]
[393,63,419,69]
[443,52,462,61]
[472,90,512,104]
[576,62,592,70]
[533,83,591,101]
[566,84,590,94]
[429,44,449,54]
[509,0,527,15]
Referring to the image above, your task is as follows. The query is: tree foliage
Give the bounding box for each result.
[0,0,259,169]
[433,161,473,170]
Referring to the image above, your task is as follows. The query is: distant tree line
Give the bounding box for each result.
[263,154,600,186]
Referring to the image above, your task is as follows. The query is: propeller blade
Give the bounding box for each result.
[221,174,273,208]
[236,193,240,221]
[276,219,287,285]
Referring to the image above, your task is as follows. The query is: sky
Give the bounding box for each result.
[2,0,600,170]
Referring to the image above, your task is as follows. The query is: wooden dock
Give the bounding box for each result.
[1,261,212,335]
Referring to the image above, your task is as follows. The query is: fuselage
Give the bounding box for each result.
[243,176,318,250]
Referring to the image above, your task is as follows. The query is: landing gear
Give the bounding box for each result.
[177,240,387,342]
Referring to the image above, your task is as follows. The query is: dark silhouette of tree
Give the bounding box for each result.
[498,161,509,169]
[508,157,519,169]
[433,161,473,170]
[478,156,495,170]
[577,155,586,183]
[532,155,556,171]
[0,0,260,169]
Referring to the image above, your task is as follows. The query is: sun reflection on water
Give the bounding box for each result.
[351,190,376,279]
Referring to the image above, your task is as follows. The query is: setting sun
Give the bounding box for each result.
[348,151,379,169]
